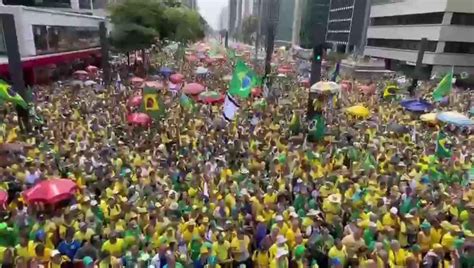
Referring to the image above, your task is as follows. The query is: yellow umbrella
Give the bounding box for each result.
[346,105,370,118]
[420,113,438,124]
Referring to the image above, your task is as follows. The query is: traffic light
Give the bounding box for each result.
[313,44,323,62]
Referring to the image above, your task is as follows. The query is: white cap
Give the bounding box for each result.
[276,235,287,244]
[390,207,398,215]
[275,215,283,222]
[51,250,61,257]
[90,200,98,206]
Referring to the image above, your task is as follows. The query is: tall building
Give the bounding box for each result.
[300,0,331,48]
[181,0,197,9]
[364,0,474,77]
[275,0,295,43]
[219,5,230,30]
[0,0,106,83]
[229,0,237,35]
[326,0,371,54]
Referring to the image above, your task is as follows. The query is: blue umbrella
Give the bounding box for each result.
[159,67,173,77]
[437,111,474,126]
[400,99,433,112]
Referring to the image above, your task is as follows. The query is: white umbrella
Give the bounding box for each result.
[310,81,340,94]
[195,67,209,75]
[70,80,83,87]
[84,80,97,86]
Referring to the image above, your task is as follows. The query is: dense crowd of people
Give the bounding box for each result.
[0,44,473,268]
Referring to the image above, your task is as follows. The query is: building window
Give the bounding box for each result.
[327,21,351,31]
[331,0,354,10]
[327,32,350,42]
[370,12,444,26]
[444,42,474,54]
[3,0,71,8]
[451,13,474,26]
[32,25,100,55]
[329,9,353,20]
[367,38,437,52]
[0,19,6,55]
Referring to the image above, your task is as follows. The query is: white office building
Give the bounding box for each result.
[364,0,474,77]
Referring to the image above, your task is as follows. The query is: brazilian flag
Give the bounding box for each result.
[228,60,260,99]
[307,114,325,143]
[0,80,28,108]
[436,131,451,159]
[383,85,398,99]
[142,87,165,119]
[289,112,301,136]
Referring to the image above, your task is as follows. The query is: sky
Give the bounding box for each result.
[197,0,228,30]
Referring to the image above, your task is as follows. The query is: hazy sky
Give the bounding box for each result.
[197,0,228,29]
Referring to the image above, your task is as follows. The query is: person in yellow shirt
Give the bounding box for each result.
[269,248,289,268]
[15,236,36,261]
[74,222,95,243]
[101,232,125,257]
[388,240,406,267]
[182,220,200,243]
[328,239,347,267]
[48,250,70,268]
[269,235,289,259]
[34,243,52,265]
[230,229,251,267]
[382,207,400,230]
[272,215,289,236]
[252,245,270,268]
[212,233,231,264]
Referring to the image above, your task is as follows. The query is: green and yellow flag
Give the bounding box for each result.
[228,60,260,99]
[436,131,451,159]
[433,72,453,101]
[142,87,165,119]
[383,85,398,99]
[0,80,28,108]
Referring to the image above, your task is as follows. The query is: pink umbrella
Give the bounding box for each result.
[73,70,88,75]
[144,81,164,90]
[186,55,198,62]
[22,179,78,204]
[299,79,310,88]
[128,95,143,107]
[0,190,7,207]
[277,67,292,74]
[86,65,98,72]
[183,83,205,95]
[130,77,144,83]
[127,113,152,127]
[170,73,185,84]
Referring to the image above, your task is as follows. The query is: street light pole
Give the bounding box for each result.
[254,0,262,68]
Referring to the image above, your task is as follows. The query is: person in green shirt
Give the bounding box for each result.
[0,222,17,247]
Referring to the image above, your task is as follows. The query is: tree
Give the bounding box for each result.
[241,15,258,44]
[164,7,205,44]
[109,0,166,53]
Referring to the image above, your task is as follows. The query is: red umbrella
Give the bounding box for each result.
[183,83,205,95]
[0,190,7,207]
[127,113,152,127]
[22,179,77,204]
[131,77,144,83]
[128,95,143,107]
[170,73,185,84]
[299,79,310,88]
[251,87,262,97]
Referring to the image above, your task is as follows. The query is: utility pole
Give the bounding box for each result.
[254,0,262,68]
[291,0,303,46]
[409,37,428,96]
[99,22,111,86]
[264,0,280,79]
[307,24,327,118]
[1,13,29,132]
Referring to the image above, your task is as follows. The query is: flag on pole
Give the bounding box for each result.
[142,87,165,119]
[330,62,340,82]
[435,131,451,159]
[223,93,240,121]
[228,60,259,99]
[0,80,28,108]
[433,71,453,101]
